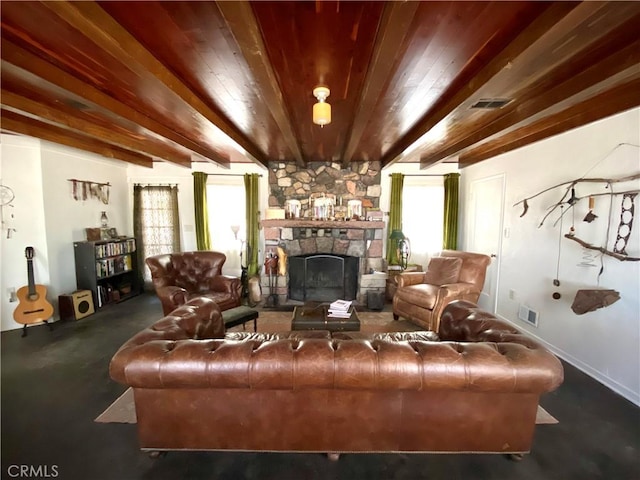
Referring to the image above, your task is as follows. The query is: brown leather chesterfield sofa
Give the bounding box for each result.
[393,250,491,331]
[110,298,563,458]
[146,251,241,315]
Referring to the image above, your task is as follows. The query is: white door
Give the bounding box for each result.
[467,174,504,312]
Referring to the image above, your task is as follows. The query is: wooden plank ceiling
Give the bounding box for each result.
[1,1,639,170]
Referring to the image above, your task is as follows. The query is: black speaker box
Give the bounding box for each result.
[59,290,95,321]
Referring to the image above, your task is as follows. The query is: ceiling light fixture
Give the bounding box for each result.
[312,86,331,127]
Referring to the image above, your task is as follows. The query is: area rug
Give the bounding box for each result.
[95,388,558,425]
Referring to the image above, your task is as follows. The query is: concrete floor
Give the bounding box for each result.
[2,293,638,480]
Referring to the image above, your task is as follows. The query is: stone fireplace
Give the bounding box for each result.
[260,160,388,305]
[260,218,386,305]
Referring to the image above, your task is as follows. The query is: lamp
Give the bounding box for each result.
[230,224,240,240]
[312,86,331,127]
[389,229,406,267]
[398,237,411,270]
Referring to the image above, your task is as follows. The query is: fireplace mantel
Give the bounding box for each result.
[261,219,385,230]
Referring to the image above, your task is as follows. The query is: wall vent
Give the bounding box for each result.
[471,98,512,109]
[518,304,539,327]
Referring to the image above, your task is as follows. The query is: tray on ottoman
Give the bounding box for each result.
[222,305,258,332]
[291,303,360,332]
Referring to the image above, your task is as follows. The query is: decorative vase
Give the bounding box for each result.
[100,211,109,228]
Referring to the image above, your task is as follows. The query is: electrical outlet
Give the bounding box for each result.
[8,287,17,302]
[509,289,516,300]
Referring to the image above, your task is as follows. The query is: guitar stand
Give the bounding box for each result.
[21,320,53,338]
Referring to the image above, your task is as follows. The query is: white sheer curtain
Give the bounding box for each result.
[207,180,246,277]
[133,185,181,287]
[402,177,444,268]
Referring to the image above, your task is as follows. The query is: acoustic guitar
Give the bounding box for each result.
[13,246,54,337]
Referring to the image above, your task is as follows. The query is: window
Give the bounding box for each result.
[207,180,245,276]
[133,185,181,286]
[402,177,444,267]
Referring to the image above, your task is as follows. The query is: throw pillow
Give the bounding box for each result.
[423,256,463,285]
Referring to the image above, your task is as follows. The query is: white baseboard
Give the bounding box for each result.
[497,314,640,407]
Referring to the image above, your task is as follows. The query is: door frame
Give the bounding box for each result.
[466,173,505,314]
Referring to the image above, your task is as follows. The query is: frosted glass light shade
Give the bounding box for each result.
[313,101,331,126]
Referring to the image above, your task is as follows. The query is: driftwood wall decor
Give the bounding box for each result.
[514,144,639,314]
[68,179,110,204]
[571,289,621,315]
[514,173,640,263]
[514,174,640,228]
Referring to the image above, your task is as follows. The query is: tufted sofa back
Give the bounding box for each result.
[110,299,563,395]
[146,251,227,293]
[109,297,225,382]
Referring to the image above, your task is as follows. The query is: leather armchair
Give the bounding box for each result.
[392,250,491,331]
[146,251,242,315]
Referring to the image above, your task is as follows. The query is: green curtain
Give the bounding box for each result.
[193,172,211,250]
[386,173,404,264]
[443,172,460,250]
[244,173,260,276]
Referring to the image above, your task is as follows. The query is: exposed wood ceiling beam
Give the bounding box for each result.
[0,39,231,168]
[380,2,579,168]
[420,25,640,169]
[1,1,637,171]
[39,0,261,168]
[42,0,264,167]
[341,1,419,165]
[1,89,193,167]
[217,1,304,166]
[459,78,640,167]
[1,108,153,167]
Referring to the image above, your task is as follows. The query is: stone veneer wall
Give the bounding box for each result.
[269,160,382,216]
[262,160,386,305]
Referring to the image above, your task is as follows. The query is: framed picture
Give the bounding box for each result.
[85,228,101,241]
[107,227,119,239]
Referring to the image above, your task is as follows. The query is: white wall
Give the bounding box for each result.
[41,142,130,308]
[0,136,49,331]
[0,135,131,331]
[0,134,267,331]
[460,107,640,405]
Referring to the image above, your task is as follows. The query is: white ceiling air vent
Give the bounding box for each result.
[471,98,512,109]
